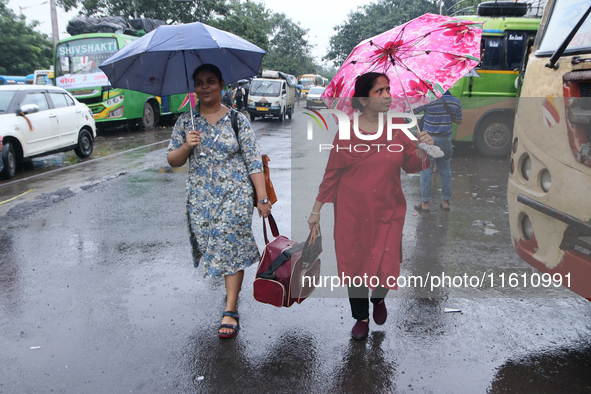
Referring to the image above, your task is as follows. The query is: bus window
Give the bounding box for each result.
[481,37,503,69]
[506,31,528,70]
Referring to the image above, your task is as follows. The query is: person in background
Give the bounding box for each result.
[167,64,271,339]
[414,91,462,212]
[307,72,433,340]
[222,85,233,107]
[234,83,245,111]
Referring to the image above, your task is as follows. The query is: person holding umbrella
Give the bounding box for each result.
[167,64,271,338]
[307,72,433,340]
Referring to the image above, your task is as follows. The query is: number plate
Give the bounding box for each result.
[315,100,322,104]
[257,107,269,111]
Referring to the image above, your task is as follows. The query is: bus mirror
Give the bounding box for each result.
[17,104,40,115]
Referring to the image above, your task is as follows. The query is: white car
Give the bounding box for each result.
[306,86,326,108]
[0,85,96,179]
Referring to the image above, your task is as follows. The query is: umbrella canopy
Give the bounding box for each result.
[99,22,265,97]
[322,13,482,112]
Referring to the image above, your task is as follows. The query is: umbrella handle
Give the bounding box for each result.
[182,50,196,131]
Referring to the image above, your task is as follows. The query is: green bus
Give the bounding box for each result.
[55,33,191,130]
[448,12,541,157]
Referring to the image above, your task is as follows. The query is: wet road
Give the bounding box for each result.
[1,107,591,393]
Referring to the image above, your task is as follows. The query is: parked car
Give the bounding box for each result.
[306,86,326,108]
[0,85,96,179]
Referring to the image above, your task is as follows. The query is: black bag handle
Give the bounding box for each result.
[257,242,305,280]
[262,213,280,245]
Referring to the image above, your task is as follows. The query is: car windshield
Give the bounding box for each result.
[309,87,325,94]
[0,90,16,113]
[250,80,281,97]
[537,0,591,54]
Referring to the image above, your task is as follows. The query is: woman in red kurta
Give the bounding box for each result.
[308,73,432,340]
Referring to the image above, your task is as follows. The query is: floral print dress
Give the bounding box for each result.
[167,106,263,278]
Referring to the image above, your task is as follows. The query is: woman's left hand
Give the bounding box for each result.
[257,201,272,218]
[418,130,434,145]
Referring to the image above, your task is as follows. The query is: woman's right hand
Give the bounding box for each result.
[308,213,321,238]
[185,130,201,150]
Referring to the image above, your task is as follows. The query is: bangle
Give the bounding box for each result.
[310,211,320,215]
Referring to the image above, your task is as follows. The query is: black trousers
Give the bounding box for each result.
[348,285,389,320]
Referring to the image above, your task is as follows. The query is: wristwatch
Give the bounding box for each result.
[258,197,269,204]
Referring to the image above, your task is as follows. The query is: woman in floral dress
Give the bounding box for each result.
[167,64,271,338]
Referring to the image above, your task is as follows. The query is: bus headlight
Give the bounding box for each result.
[106,95,124,107]
[108,106,123,118]
[521,155,532,180]
[540,170,551,192]
[521,215,534,240]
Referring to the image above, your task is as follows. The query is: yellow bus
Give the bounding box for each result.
[507,0,591,300]
[297,74,323,97]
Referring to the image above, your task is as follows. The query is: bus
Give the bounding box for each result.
[297,74,323,97]
[0,76,29,85]
[55,33,191,130]
[507,0,591,300]
[448,4,542,157]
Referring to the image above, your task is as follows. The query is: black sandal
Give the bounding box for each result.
[414,203,430,213]
[219,311,240,338]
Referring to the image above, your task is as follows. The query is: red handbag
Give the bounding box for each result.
[253,214,321,308]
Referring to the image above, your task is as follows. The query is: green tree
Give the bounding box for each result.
[210,0,272,52]
[213,3,317,77]
[324,0,438,67]
[57,0,230,24]
[0,0,54,75]
[262,13,317,77]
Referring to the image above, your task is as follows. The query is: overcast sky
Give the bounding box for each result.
[8,0,374,65]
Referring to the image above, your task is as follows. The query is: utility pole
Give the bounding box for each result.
[50,0,59,48]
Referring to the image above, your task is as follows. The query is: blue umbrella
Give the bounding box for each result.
[99,22,265,127]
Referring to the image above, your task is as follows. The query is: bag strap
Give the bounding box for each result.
[440,96,455,120]
[257,242,305,280]
[230,109,242,153]
[263,213,280,244]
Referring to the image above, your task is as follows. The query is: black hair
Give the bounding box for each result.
[351,72,390,111]
[192,64,223,86]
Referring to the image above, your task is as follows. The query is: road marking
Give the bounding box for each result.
[0,188,36,205]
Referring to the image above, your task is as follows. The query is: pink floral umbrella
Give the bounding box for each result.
[322,13,482,113]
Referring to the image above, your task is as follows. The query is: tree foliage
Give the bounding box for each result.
[324,0,439,67]
[262,13,317,77]
[57,0,230,23]
[210,1,272,52]
[55,0,318,77]
[0,0,54,75]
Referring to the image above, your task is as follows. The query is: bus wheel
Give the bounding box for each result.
[474,116,513,157]
[140,102,155,130]
[0,142,17,180]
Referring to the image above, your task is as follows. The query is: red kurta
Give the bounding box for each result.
[316,127,428,290]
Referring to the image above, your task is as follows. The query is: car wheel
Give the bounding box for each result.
[74,129,94,158]
[140,102,155,130]
[474,115,513,157]
[0,142,17,180]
